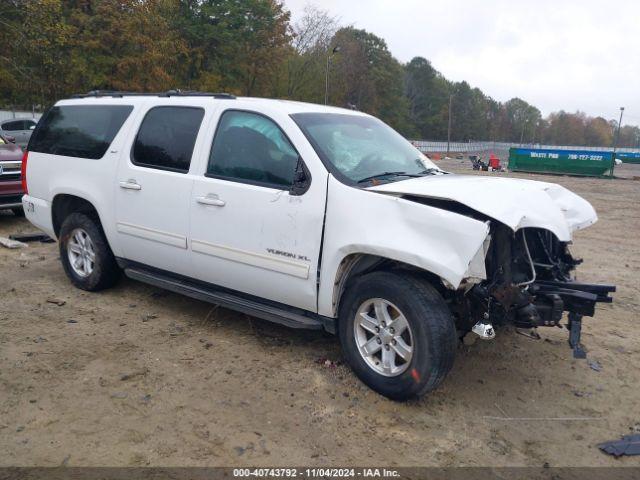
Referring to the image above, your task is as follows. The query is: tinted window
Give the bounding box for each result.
[29,105,133,159]
[2,120,24,131]
[132,106,204,173]
[24,120,37,129]
[208,110,298,188]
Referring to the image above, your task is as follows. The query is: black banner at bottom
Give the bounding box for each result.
[1,468,640,480]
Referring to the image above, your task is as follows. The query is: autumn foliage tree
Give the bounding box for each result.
[0,0,637,146]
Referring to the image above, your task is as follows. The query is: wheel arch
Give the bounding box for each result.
[330,253,448,319]
[52,194,102,238]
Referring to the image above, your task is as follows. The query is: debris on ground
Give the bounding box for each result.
[46,298,66,306]
[572,390,592,398]
[588,359,603,372]
[315,357,341,368]
[597,434,640,457]
[9,232,54,243]
[120,369,149,381]
[0,236,27,249]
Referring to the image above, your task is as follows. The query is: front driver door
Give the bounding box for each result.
[189,109,327,312]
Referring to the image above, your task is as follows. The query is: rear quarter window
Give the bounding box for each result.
[28,105,133,159]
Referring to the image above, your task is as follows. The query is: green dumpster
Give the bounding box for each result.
[508,148,613,176]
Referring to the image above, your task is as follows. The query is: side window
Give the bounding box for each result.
[132,106,204,173]
[28,105,134,159]
[207,110,299,188]
[24,120,37,130]
[2,120,23,132]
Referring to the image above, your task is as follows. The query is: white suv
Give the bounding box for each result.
[22,91,614,400]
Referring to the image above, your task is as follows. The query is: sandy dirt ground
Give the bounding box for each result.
[0,162,639,467]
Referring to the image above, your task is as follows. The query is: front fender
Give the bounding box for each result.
[317,176,490,317]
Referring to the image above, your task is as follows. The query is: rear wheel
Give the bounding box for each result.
[59,212,120,291]
[338,271,457,401]
[11,207,24,217]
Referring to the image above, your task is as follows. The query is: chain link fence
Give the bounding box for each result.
[411,140,639,156]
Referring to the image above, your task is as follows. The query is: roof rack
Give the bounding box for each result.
[70,89,236,99]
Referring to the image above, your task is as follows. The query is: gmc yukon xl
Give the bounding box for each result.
[21,91,614,400]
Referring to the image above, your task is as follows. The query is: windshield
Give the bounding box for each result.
[291,113,439,184]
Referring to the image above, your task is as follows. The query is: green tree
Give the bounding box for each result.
[330,27,413,135]
[67,0,188,93]
[175,0,291,95]
[404,57,450,139]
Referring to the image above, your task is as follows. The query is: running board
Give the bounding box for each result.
[124,267,331,331]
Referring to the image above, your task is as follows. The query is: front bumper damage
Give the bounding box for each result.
[457,225,615,358]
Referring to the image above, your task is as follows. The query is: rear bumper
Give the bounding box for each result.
[22,194,55,238]
[0,180,24,209]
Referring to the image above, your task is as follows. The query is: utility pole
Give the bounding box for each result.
[610,107,624,177]
[324,45,340,105]
[446,94,453,157]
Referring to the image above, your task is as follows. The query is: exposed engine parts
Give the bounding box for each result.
[458,224,615,355]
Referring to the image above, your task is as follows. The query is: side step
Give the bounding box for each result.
[124,267,331,331]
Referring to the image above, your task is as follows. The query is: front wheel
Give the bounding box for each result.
[338,271,457,401]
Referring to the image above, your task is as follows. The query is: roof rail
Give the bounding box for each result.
[70,90,236,99]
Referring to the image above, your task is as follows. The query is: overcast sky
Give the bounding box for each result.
[283,0,640,126]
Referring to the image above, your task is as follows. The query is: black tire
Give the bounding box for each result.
[58,212,120,291]
[11,207,24,217]
[338,271,457,401]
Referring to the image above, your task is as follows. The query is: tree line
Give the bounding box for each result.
[1,0,638,148]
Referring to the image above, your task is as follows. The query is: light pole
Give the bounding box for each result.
[446,94,453,157]
[610,107,624,177]
[324,45,340,105]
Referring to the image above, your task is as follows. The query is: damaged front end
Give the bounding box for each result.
[455,224,615,358]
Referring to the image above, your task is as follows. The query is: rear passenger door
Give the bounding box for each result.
[115,105,206,276]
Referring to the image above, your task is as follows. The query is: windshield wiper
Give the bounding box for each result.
[357,171,423,184]
[419,168,442,175]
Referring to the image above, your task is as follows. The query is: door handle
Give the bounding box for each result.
[196,194,226,207]
[119,180,141,191]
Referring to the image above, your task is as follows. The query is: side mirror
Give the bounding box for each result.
[290,157,311,196]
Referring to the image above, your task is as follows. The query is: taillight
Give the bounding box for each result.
[21,150,28,194]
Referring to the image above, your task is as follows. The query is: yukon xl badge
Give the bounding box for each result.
[267,248,310,262]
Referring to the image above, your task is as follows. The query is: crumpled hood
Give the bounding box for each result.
[368,174,597,242]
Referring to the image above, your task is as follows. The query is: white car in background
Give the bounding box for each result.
[0,118,38,149]
[20,91,614,400]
